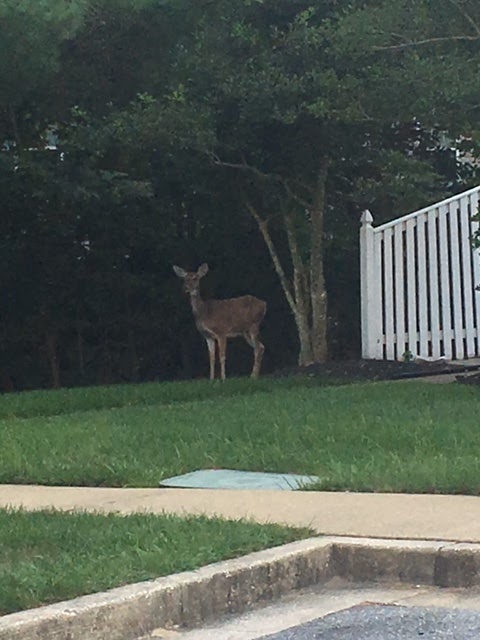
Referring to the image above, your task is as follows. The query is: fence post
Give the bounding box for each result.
[360,210,378,359]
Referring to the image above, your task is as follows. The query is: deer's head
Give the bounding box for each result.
[173,263,209,295]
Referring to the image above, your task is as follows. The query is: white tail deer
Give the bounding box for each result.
[173,263,266,380]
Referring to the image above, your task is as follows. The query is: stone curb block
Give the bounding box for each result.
[330,538,480,588]
[331,538,442,586]
[0,538,332,640]
[2,536,480,640]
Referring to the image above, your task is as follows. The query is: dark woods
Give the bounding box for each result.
[1,0,479,391]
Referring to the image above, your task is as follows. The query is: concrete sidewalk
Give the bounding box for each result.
[2,485,480,543]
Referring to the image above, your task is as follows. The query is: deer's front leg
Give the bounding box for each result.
[206,338,216,380]
[218,337,227,381]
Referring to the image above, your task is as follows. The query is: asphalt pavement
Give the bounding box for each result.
[258,605,480,639]
[171,581,480,640]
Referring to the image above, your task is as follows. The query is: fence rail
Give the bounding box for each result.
[360,186,480,361]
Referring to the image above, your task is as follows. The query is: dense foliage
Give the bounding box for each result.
[2,0,480,389]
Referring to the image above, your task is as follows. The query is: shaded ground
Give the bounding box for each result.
[457,372,480,385]
[273,359,472,382]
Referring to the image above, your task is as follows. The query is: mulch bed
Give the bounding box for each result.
[456,372,480,386]
[273,359,477,382]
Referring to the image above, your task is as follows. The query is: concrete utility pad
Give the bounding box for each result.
[159,470,320,491]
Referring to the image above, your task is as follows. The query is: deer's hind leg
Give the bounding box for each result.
[218,336,227,381]
[245,326,265,379]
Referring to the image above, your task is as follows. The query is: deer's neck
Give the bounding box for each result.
[189,291,205,318]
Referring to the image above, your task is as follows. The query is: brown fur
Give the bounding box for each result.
[173,264,266,380]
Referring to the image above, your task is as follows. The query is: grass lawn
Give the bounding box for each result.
[1,379,480,493]
[0,376,334,420]
[0,509,311,615]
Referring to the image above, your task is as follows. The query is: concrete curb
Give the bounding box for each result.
[2,536,480,640]
[330,538,480,589]
[0,538,332,640]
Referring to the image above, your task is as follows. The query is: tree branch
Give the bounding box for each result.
[448,0,480,36]
[210,153,273,182]
[210,152,316,210]
[373,34,480,51]
[282,180,312,210]
[245,200,298,315]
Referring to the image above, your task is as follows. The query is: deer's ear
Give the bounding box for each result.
[173,265,187,278]
[197,263,209,277]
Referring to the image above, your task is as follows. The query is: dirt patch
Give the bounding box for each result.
[273,359,472,382]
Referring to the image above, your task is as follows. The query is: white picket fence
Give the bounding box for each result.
[360,185,480,361]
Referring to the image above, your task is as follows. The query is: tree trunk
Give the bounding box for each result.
[76,313,85,377]
[45,331,61,388]
[1,372,14,392]
[8,104,21,149]
[179,338,193,379]
[124,287,140,381]
[311,262,328,362]
[98,334,113,385]
[309,162,329,363]
[245,161,329,366]
[294,309,314,365]
[283,211,314,365]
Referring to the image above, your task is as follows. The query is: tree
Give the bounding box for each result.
[0,0,182,389]
[2,0,480,389]
[0,0,91,146]
[153,0,480,364]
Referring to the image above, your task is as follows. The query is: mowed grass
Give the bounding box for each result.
[0,376,334,420]
[0,509,311,615]
[1,380,480,493]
